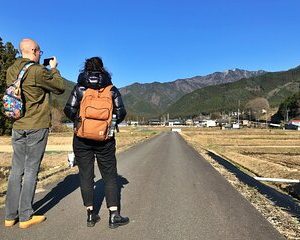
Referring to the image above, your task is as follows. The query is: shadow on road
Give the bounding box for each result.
[94,175,129,215]
[33,173,129,216]
[33,174,80,215]
[207,151,300,219]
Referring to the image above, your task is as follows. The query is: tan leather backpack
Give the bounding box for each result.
[76,85,113,141]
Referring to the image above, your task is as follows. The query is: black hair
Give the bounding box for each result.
[82,57,111,77]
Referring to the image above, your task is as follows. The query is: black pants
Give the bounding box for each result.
[73,135,118,208]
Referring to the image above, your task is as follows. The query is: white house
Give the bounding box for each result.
[290,119,300,127]
[199,120,217,127]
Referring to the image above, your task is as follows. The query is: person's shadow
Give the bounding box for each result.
[33,174,80,215]
[33,173,129,215]
[93,175,129,215]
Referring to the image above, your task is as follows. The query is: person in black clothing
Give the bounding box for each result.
[64,57,129,228]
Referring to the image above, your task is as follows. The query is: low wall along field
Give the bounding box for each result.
[181,128,300,197]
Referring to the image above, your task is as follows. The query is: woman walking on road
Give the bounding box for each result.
[64,57,129,228]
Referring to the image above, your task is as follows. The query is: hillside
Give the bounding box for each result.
[120,69,265,117]
[52,79,75,108]
[167,67,300,118]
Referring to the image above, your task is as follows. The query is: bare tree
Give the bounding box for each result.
[245,97,270,120]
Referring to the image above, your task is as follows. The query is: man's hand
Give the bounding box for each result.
[49,56,58,69]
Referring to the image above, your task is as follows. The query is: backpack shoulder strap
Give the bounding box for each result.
[100,84,113,96]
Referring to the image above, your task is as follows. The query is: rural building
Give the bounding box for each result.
[193,120,200,125]
[118,121,128,127]
[290,119,300,127]
[203,120,217,127]
[167,119,183,126]
[128,120,139,126]
[148,119,161,126]
[63,122,73,129]
[185,119,194,125]
[242,120,250,126]
[285,119,300,130]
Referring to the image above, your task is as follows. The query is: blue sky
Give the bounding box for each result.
[1,0,300,88]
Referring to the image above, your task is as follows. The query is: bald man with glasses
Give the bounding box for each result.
[4,38,65,229]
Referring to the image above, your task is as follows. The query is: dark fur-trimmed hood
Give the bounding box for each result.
[77,71,112,89]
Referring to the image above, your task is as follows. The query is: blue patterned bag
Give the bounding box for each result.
[2,62,35,120]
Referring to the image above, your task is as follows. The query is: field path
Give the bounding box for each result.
[0,145,73,152]
[0,132,284,240]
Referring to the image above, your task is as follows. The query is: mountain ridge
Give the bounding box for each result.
[120,68,265,117]
[166,67,300,118]
[54,67,299,120]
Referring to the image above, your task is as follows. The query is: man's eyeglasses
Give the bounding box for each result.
[32,48,43,56]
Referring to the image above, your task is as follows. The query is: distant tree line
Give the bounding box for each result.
[271,90,300,123]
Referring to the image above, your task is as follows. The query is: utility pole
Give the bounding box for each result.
[237,100,240,125]
[286,108,290,123]
[249,110,251,121]
[265,110,268,128]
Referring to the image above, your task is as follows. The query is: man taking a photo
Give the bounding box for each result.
[4,38,65,229]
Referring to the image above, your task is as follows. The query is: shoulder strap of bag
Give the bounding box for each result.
[18,62,35,82]
[13,62,35,87]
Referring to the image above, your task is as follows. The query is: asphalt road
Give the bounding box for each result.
[0,132,285,240]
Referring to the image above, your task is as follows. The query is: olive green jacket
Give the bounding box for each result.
[6,58,65,130]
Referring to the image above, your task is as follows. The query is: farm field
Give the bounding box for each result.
[181,127,300,197]
[0,127,162,206]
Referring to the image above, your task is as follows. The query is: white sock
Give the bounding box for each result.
[109,206,118,211]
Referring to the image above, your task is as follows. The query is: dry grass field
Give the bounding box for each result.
[181,127,300,197]
[0,127,162,206]
[180,127,300,239]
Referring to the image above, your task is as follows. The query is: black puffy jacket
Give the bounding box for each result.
[63,71,126,125]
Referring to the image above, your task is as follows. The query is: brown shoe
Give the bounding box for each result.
[19,216,46,229]
[4,219,16,227]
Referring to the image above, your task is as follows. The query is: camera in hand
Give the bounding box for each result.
[43,57,54,66]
